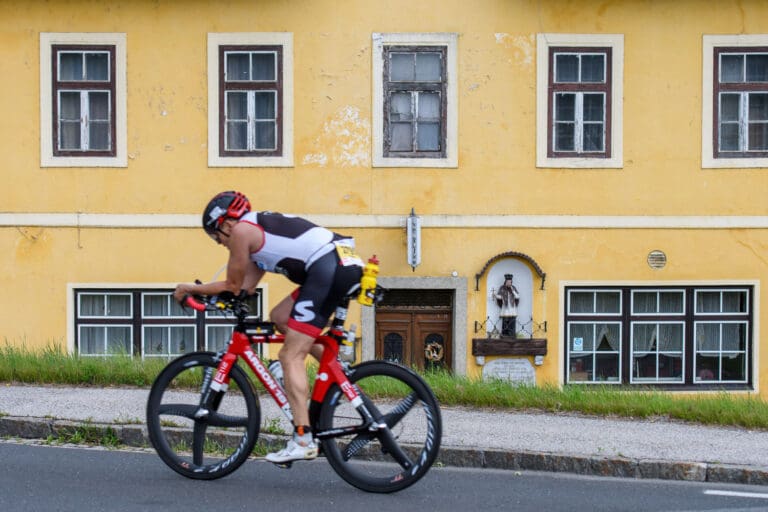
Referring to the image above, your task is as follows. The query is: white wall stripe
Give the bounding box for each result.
[1,213,768,230]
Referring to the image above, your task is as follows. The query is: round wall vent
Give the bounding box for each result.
[647,250,667,269]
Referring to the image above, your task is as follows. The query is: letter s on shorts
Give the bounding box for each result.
[293,300,316,323]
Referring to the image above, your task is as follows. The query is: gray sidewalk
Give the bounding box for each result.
[0,384,766,485]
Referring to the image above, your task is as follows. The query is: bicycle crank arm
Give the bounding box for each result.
[315,424,372,440]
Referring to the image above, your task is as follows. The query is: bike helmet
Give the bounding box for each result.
[202,191,251,239]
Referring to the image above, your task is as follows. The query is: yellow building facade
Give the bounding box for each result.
[2,0,768,395]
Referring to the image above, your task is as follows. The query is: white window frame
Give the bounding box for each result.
[68,283,269,357]
[372,33,458,168]
[142,292,195,319]
[40,33,127,167]
[142,324,197,358]
[208,33,293,167]
[630,289,686,316]
[566,320,623,384]
[562,282,758,390]
[78,324,133,357]
[536,34,623,169]
[566,289,622,316]
[629,321,686,384]
[703,35,768,168]
[693,320,749,384]
[77,292,132,319]
[694,288,750,315]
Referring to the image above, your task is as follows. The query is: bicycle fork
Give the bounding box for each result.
[193,352,238,419]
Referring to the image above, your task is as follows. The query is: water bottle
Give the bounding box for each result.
[268,359,284,388]
[357,256,380,306]
[340,324,357,363]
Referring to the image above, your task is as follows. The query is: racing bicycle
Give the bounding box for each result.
[145,289,442,493]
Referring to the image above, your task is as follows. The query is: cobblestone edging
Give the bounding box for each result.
[1,416,766,486]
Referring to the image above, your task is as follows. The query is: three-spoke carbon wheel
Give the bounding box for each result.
[146,352,261,480]
[318,361,442,493]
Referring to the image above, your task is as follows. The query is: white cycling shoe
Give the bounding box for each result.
[265,438,318,464]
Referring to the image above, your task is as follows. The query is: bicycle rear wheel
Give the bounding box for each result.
[146,352,261,480]
[318,361,442,493]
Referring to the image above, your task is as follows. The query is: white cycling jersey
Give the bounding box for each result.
[239,211,346,284]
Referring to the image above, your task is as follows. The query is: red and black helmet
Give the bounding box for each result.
[202,191,251,238]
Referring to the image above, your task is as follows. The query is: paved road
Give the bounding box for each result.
[2,442,768,512]
[0,384,766,485]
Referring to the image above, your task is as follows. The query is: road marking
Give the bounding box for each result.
[705,490,768,500]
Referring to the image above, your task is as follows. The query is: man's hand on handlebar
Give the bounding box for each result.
[173,283,194,304]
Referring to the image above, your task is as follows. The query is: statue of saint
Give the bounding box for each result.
[493,274,520,337]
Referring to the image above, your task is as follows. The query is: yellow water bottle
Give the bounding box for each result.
[357,255,380,306]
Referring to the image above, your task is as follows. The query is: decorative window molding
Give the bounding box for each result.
[40,33,127,167]
[703,34,768,168]
[372,33,458,168]
[536,34,623,169]
[208,33,293,167]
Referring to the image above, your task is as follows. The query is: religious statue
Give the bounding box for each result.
[493,274,520,337]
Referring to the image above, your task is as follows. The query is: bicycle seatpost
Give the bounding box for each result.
[328,296,351,340]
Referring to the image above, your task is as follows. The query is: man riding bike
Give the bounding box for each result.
[173,190,364,463]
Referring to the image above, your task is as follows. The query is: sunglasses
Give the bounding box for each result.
[209,226,230,244]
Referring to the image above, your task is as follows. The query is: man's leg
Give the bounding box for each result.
[279,328,315,428]
[264,327,319,463]
[270,294,323,360]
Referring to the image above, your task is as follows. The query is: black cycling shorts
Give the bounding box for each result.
[286,249,362,338]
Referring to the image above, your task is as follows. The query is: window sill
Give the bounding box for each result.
[372,155,457,168]
[536,156,622,169]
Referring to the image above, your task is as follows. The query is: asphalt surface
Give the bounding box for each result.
[0,384,766,485]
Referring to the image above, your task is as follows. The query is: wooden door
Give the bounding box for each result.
[375,310,452,370]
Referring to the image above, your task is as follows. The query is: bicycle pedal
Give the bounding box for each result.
[273,461,293,469]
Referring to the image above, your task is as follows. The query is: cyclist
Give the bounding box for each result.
[173,190,364,463]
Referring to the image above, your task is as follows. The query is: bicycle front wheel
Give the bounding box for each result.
[318,361,442,493]
[146,352,261,480]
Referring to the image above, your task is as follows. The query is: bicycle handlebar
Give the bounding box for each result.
[181,291,249,317]
[180,283,387,319]
[182,295,207,312]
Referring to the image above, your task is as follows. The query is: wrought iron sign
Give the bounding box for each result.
[406,208,421,271]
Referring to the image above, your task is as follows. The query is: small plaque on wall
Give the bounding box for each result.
[482,358,536,385]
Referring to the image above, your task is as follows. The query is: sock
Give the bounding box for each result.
[294,425,313,445]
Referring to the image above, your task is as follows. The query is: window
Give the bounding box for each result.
[630,290,685,384]
[537,34,623,168]
[142,293,196,358]
[566,290,622,383]
[73,288,264,358]
[40,33,127,167]
[384,47,446,158]
[549,49,610,156]
[693,290,749,383]
[53,46,115,155]
[221,47,281,155]
[565,286,753,389]
[77,293,132,356]
[208,33,293,167]
[703,35,768,168]
[373,33,458,168]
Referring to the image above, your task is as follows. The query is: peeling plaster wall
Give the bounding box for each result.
[2,0,768,393]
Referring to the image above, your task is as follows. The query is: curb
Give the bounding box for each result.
[2,416,766,486]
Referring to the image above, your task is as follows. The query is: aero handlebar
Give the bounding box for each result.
[183,295,207,312]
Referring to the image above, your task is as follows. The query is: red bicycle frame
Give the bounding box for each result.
[206,321,363,425]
